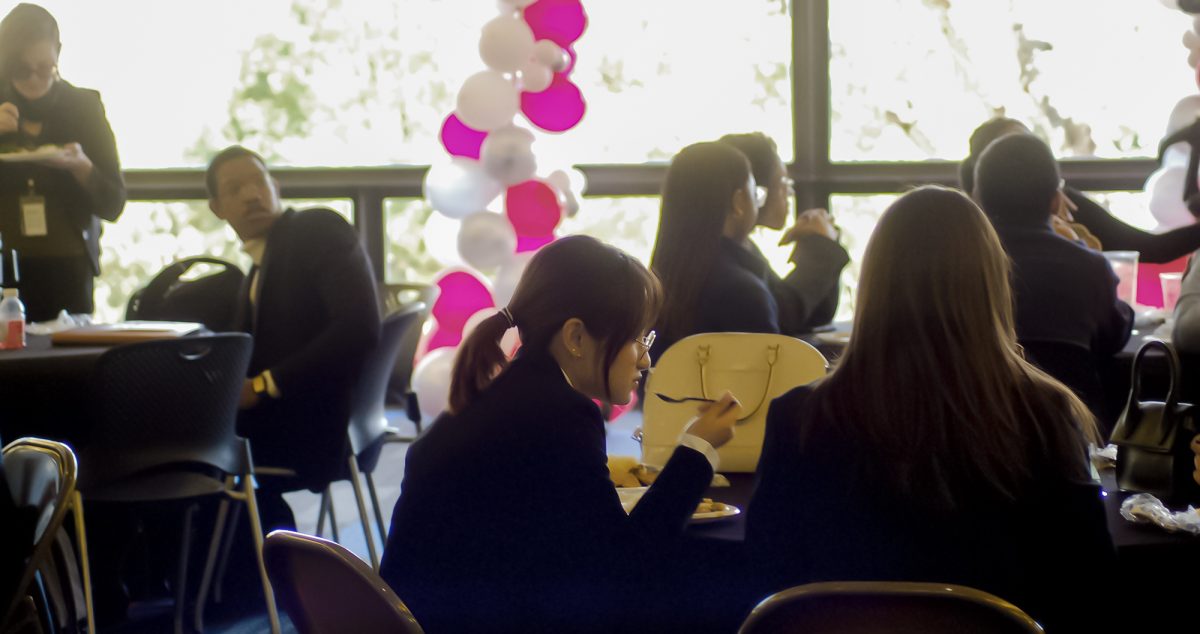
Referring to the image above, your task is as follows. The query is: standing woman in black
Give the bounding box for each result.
[960,117,1200,263]
[0,3,125,320]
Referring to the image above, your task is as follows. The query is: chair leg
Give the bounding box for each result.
[347,457,379,570]
[327,492,341,543]
[174,503,197,634]
[365,472,388,544]
[315,488,331,538]
[71,492,95,634]
[241,476,281,634]
[212,500,242,605]
[194,494,231,633]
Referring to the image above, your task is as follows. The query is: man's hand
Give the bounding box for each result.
[239,378,261,410]
[779,208,839,247]
[0,103,17,136]
[1191,434,1200,486]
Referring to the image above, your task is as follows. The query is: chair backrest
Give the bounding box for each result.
[738,581,1044,634]
[347,302,426,466]
[643,333,827,472]
[125,257,246,332]
[2,438,79,628]
[263,530,424,634]
[1020,340,1109,433]
[80,334,253,488]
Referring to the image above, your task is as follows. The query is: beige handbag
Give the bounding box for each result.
[642,333,828,472]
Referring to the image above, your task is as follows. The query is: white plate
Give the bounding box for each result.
[616,486,741,522]
[814,331,851,346]
[0,146,67,163]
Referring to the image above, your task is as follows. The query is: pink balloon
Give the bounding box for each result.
[516,234,556,253]
[523,0,587,48]
[440,114,488,160]
[506,180,562,241]
[428,270,495,351]
[521,75,585,132]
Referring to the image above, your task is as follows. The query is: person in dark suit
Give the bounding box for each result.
[718,132,849,334]
[974,135,1133,433]
[206,145,380,526]
[380,236,740,633]
[0,4,126,320]
[745,187,1115,633]
[961,117,1200,263]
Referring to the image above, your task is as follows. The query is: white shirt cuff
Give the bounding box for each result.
[678,433,720,473]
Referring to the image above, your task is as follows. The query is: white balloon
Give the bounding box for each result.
[457,211,518,270]
[1147,166,1196,230]
[545,171,581,217]
[1162,0,1181,9]
[1184,30,1200,52]
[497,0,537,11]
[1166,95,1200,138]
[480,126,538,185]
[413,347,457,420]
[1164,145,1191,168]
[519,59,554,93]
[423,210,467,268]
[1189,47,1200,69]
[479,15,536,73]
[456,70,520,131]
[492,252,535,306]
[532,39,570,73]
[424,159,503,219]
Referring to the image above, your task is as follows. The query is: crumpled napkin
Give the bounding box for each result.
[1120,493,1200,535]
[24,310,92,336]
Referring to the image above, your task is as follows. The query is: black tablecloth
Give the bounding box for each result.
[0,335,107,444]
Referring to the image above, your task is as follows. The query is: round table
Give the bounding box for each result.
[0,335,108,444]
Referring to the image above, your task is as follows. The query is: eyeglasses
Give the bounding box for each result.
[635,330,656,361]
[754,186,769,210]
[11,62,56,81]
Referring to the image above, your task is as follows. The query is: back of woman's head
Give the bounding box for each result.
[448,235,661,414]
[973,133,1060,225]
[817,186,1096,509]
[650,141,751,339]
[959,117,1030,193]
[0,4,59,82]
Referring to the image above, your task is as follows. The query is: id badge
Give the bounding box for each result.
[20,193,47,237]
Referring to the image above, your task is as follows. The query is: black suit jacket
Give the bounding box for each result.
[746,386,1116,633]
[380,350,714,633]
[0,81,125,273]
[993,219,1133,356]
[235,208,380,489]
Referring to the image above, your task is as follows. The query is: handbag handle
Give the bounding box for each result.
[1122,339,1183,443]
[698,344,779,424]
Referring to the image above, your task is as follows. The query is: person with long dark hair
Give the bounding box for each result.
[717,132,849,334]
[961,117,1200,263]
[745,186,1114,633]
[0,3,125,320]
[380,236,739,633]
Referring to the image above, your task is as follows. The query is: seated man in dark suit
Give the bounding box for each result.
[974,134,1133,427]
[206,146,380,529]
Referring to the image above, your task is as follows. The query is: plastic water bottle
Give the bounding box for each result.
[0,288,25,350]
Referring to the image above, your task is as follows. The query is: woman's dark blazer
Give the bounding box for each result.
[380,350,714,633]
[746,386,1116,633]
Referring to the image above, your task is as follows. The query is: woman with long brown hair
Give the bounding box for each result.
[744,186,1113,632]
[380,235,739,633]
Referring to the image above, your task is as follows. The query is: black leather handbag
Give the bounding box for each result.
[1111,340,1200,504]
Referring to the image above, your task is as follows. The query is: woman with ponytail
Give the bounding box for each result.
[380,235,740,633]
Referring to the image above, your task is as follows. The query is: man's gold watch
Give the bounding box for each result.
[251,374,270,397]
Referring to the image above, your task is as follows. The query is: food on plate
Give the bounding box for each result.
[631,463,659,486]
[695,498,730,514]
[607,455,642,488]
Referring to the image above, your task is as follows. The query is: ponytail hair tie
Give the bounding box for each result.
[499,307,516,328]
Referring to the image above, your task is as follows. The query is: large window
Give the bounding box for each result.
[829,0,1192,161]
[7,1,1180,324]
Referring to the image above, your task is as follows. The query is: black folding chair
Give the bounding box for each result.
[75,334,279,634]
